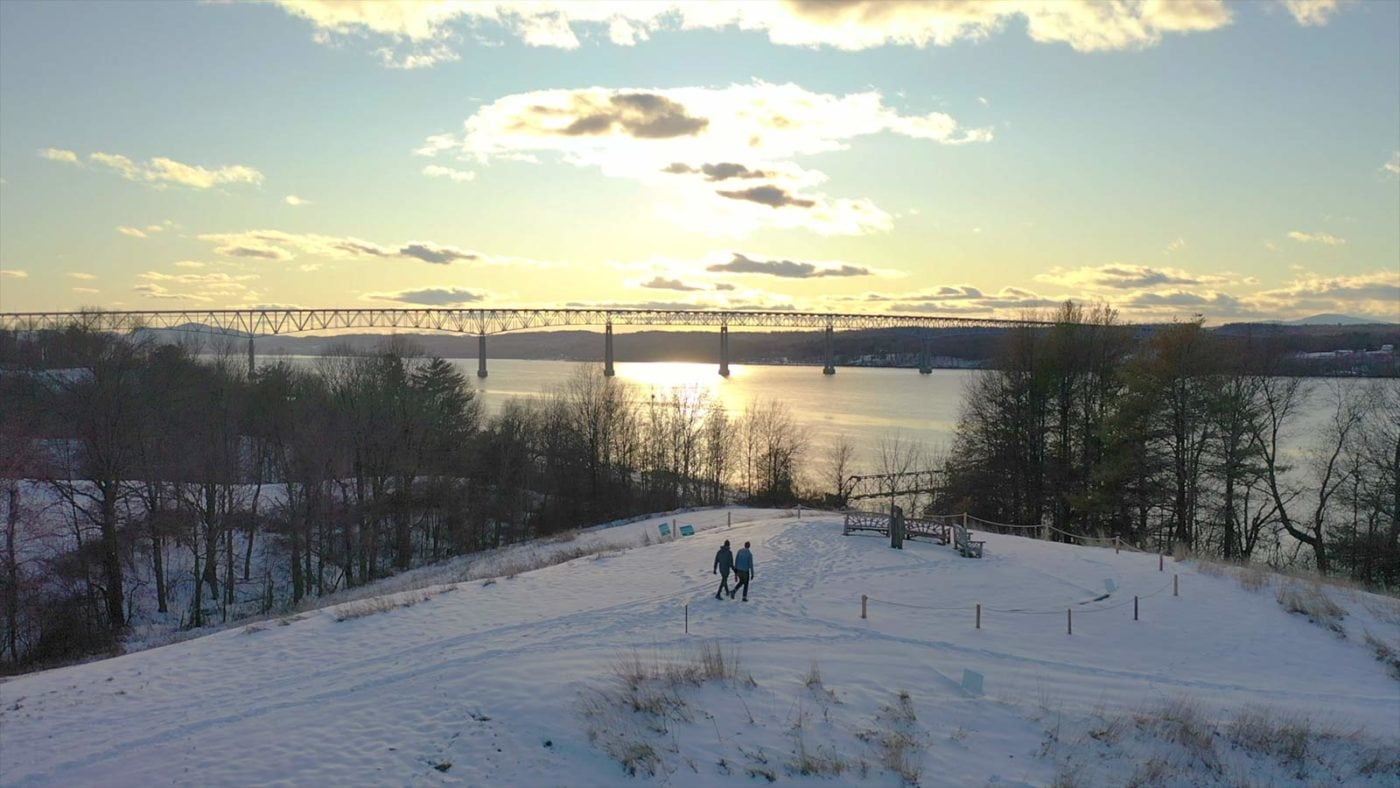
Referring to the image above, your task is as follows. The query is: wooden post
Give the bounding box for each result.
[975,603,981,630]
[861,594,868,620]
[1115,537,1120,554]
[1067,608,1072,636]
[672,518,677,539]
[1159,553,1164,572]
[797,504,802,519]
[1173,574,1179,597]
[727,511,732,528]
[684,603,689,634]
[1134,596,1139,621]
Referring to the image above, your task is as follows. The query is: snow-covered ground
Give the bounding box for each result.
[2,509,1397,786]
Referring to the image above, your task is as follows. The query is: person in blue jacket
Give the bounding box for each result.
[712,540,734,599]
[731,541,754,601]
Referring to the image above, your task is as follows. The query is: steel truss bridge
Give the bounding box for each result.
[0,308,1051,378]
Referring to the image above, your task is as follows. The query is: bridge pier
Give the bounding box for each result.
[719,325,730,377]
[822,324,836,375]
[477,333,488,378]
[919,340,932,374]
[604,323,615,377]
[247,336,255,378]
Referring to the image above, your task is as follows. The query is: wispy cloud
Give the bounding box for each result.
[1282,0,1342,27]
[1383,151,1400,177]
[71,287,100,294]
[284,194,311,206]
[422,82,988,236]
[422,164,476,182]
[193,229,537,268]
[272,0,1248,65]
[38,147,79,164]
[43,148,264,190]
[363,287,486,306]
[1287,230,1346,246]
[0,269,28,278]
[1037,264,1229,290]
[67,272,97,280]
[706,253,872,279]
[1164,238,1186,254]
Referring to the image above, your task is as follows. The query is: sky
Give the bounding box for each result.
[0,0,1396,323]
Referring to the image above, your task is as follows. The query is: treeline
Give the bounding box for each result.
[0,328,805,670]
[940,303,1400,587]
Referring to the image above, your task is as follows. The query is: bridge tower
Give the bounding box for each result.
[604,321,615,377]
[919,337,932,374]
[822,324,836,375]
[477,332,488,378]
[719,324,730,377]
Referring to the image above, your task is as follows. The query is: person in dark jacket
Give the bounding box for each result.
[731,541,754,601]
[712,540,734,599]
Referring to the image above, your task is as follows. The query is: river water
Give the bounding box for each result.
[456,359,972,471]
[274,355,1367,478]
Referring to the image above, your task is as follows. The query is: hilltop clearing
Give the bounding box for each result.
[1,510,1396,786]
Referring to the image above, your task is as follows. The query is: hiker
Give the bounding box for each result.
[712,540,734,599]
[731,541,754,601]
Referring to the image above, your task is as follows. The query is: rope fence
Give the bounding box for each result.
[859,575,1180,634]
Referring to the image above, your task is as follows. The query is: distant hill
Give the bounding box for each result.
[1282,314,1397,326]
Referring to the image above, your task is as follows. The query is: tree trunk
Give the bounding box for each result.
[99,481,125,630]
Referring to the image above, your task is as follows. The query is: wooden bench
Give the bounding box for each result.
[843,511,890,536]
[954,524,985,558]
[907,517,952,545]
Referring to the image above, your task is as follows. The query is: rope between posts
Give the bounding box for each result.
[965,514,1043,530]
[870,576,1177,618]
[865,597,970,612]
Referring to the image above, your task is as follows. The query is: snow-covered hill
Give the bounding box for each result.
[2,509,1397,786]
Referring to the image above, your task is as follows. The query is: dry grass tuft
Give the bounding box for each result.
[857,689,923,785]
[1362,630,1400,681]
[332,588,438,622]
[1276,580,1346,636]
[580,642,754,777]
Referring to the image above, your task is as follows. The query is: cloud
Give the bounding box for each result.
[706,252,871,279]
[133,283,213,302]
[71,287,100,294]
[641,276,703,292]
[67,272,97,280]
[363,287,486,306]
[422,164,477,182]
[0,269,28,278]
[1037,264,1229,290]
[174,261,207,269]
[52,150,265,189]
[399,242,478,265]
[38,147,79,164]
[285,194,311,206]
[1383,151,1400,177]
[1287,230,1346,246]
[1249,270,1400,317]
[194,229,509,268]
[638,275,745,293]
[662,162,770,181]
[1282,0,1342,26]
[271,1,1243,64]
[422,82,985,236]
[116,226,149,238]
[1164,237,1186,254]
[716,185,815,209]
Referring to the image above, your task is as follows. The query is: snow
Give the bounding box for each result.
[2,509,1397,786]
